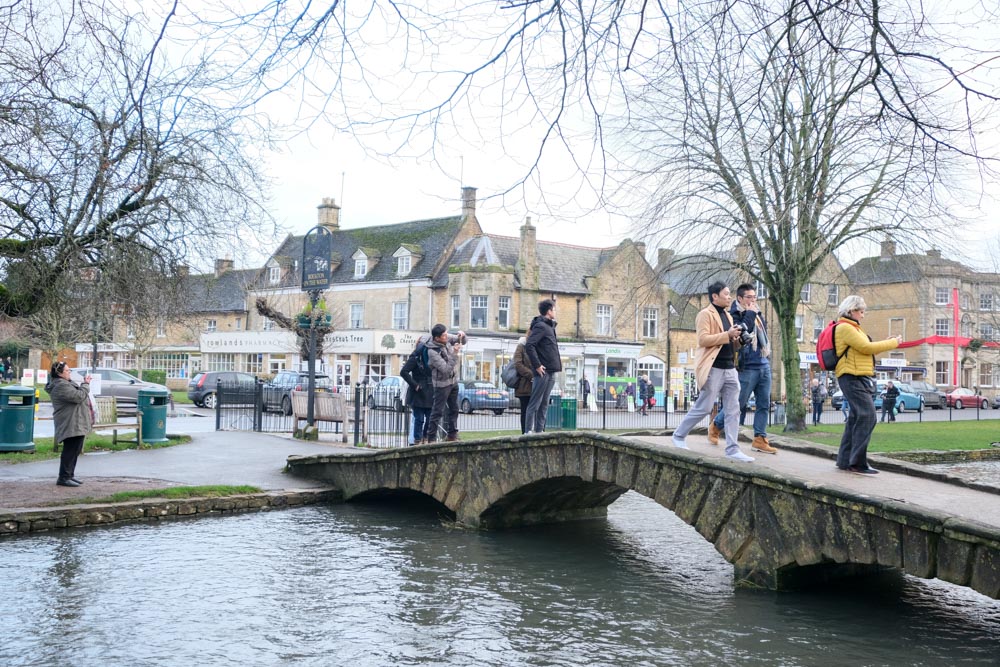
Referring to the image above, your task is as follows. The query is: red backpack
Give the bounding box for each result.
[816,320,843,371]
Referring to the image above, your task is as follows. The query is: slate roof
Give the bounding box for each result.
[437,234,621,294]
[659,251,741,296]
[845,253,968,285]
[259,216,467,289]
[183,269,254,314]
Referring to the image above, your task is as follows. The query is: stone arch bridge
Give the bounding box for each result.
[286,433,1000,597]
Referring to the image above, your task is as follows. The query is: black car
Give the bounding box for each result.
[187,371,257,409]
[907,380,948,410]
[263,370,333,415]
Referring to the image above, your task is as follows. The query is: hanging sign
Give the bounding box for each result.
[301,226,333,290]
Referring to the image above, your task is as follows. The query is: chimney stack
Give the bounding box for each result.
[461,187,477,219]
[318,197,341,230]
[926,248,942,259]
[657,248,675,270]
[214,258,234,277]
[880,238,896,258]
[634,241,647,258]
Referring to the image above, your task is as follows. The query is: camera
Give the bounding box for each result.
[733,323,754,346]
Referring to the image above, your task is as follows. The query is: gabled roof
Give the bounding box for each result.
[659,252,740,296]
[438,234,625,294]
[259,216,467,289]
[845,253,968,286]
[183,269,254,314]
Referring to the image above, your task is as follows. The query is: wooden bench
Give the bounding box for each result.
[91,396,138,445]
[291,390,348,443]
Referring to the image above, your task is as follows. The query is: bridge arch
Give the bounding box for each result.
[286,433,1000,597]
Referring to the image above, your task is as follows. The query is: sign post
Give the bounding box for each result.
[301,226,333,427]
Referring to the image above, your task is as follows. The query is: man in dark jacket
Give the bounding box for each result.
[524,298,562,432]
[400,335,434,444]
[881,380,900,423]
[424,323,464,442]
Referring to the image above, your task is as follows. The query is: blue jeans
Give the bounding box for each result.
[410,406,431,444]
[713,364,771,437]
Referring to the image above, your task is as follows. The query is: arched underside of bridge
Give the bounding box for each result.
[287,434,1000,597]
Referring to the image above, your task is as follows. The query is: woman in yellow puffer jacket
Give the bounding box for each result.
[833,295,901,475]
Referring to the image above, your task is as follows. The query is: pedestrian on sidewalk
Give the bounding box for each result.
[424,324,465,442]
[512,337,534,434]
[881,380,900,423]
[525,298,562,433]
[46,361,94,487]
[810,378,825,426]
[400,334,434,444]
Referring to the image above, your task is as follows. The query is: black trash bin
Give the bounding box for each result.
[138,387,170,445]
[0,385,36,452]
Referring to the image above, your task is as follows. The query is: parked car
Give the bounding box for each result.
[945,387,990,410]
[368,375,407,411]
[262,371,333,415]
[458,381,509,415]
[830,390,844,410]
[993,395,1000,410]
[874,381,923,413]
[907,380,948,409]
[187,371,257,409]
[70,367,168,406]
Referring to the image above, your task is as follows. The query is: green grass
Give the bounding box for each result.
[60,484,261,505]
[0,433,192,464]
[787,421,1000,452]
[171,390,193,405]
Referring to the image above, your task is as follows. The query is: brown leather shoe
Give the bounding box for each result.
[751,435,778,454]
[707,422,722,446]
[446,433,459,442]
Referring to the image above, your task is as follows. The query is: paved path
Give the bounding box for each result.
[634,434,1000,530]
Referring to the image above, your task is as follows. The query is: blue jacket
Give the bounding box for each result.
[731,303,769,369]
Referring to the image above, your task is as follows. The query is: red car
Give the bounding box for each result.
[945,387,989,410]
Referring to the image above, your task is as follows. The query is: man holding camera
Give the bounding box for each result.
[672,282,755,462]
[425,324,466,442]
[708,283,777,454]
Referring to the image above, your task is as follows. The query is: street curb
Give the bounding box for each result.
[0,487,341,537]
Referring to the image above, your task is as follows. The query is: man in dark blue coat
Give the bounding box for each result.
[524,298,562,432]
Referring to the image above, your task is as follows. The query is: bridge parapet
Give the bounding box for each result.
[286,433,1000,598]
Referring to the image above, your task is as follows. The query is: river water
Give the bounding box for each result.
[2,493,998,666]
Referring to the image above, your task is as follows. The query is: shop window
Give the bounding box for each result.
[935,361,949,386]
[470,296,488,329]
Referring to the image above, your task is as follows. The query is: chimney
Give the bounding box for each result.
[657,248,675,270]
[881,238,896,258]
[518,216,540,323]
[634,241,646,258]
[926,248,942,259]
[318,197,341,230]
[461,187,477,219]
[214,258,234,277]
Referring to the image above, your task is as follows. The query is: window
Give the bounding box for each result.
[980,292,994,311]
[934,318,950,337]
[755,281,769,299]
[596,304,612,335]
[205,319,217,333]
[498,296,510,330]
[262,317,273,331]
[642,308,658,338]
[961,293,970,310]
[126,321,136,339]
[350,303,364,329]
[979,363,995,387]
[888,317,905,338]
[206,353,237,372]
[268,266,281,285]
[392,302,408,330]
[795,314,803,341]
[397,255,411,276]
[470,295,488,329]
[147,353,191,379]
[800,284,812,303]
[354,259,367,278]
[451,295,460,328]
[156,319,166,338]
[981,323,996,342]
[244,353,263,374]
[827,284,839,306]
[935,361,949,386]
[234,317,242,331]
[813,315,824,342]
[936,287,950,305]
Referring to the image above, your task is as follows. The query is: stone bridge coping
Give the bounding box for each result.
[287,432,1000,548]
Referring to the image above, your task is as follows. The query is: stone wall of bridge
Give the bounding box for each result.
[286,433,1000,598]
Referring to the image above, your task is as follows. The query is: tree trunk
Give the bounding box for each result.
[776,301,807,432]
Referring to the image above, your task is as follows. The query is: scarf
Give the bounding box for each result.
[735,302,770,358]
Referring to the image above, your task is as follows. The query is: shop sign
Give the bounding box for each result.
[677,352,688,364]
[201,331,297,353]
[880,358,906,367]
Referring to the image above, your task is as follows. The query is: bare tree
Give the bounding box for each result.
[0,0,274,317]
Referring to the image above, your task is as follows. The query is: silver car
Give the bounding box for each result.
[71,367,168,406]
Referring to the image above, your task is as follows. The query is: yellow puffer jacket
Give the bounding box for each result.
[834,317,899,377]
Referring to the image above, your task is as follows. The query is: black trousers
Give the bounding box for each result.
[426,384,459,441]
[518,396,530,434]
[837,375,877,469]
[881,399,896,422]
[58,435,85,481]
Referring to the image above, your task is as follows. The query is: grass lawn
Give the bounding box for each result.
[171,390,193,404]
[60,484,261,506]
[787,421,1000,452]
[0,433,193,464]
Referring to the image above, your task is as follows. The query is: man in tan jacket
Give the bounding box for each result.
[672,282,755,462]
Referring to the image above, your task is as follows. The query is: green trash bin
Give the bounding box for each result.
[0,385,36,452]
[138,387,170,445]
[561,397,577,430]
[545,395,562,430]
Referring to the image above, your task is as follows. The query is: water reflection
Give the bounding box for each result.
[1,493,998,666]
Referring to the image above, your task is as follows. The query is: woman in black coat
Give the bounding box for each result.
[512,338,534,434]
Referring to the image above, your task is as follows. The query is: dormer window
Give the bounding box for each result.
[268,266,280,285]
[354,258,367,278]
[397,255,411,276]
[392,245,420,278]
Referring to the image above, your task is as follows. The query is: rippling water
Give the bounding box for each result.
[2,493,998,666]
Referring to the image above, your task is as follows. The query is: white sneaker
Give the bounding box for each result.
[672,435,689,449]
[726,451,755,463]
